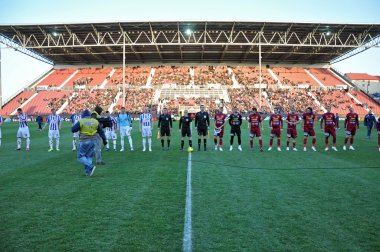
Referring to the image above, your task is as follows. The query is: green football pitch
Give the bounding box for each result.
[0,121,379,251]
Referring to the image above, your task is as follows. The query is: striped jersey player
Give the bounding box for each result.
[16,108,30,151]
[105,111,117,151]
[70,110,81,150]
[43,108,61,151]
[0,114,3,147]
[139,107,153,152]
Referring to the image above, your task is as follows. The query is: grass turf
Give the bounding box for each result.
[0,121,379,251]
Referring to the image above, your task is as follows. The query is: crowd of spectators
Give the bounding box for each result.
[114,89,155,113]
[65,89,118,113]
[228,88,270,113]
[194,66,232,85]
[152,66,190,85]
[267,89,323,114]
[232,66,277,85]
[109,67,151,86]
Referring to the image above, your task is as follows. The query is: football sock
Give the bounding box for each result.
[26,138,30,148]
[49,138,53,149]
[142,138,146,149]
[147,138,151,149]
[128,136,133,149]
[325,137,329,146]
[121,138,125,149]
[73,139,76,148]
[312,138,316,146]
[250,139,253,148]
[167,140,171,147]
[344,137,348,145]
[17,138,21,148]
[303,138,307,147]
[219,139,223,147]
[350,138,354,145]
[161,139,164,147]
[286,140,290,147]
[277,139,281,147]
[259,139,263,149]
[230,136,234,145]
[113,139,117,149]
[189,140,192,147]
[292,142,296,148]
[203,139,206,148]
[56,138,59,149]
[269,138,273,147]
[237,135,241,145]
[198,139,201,148]
[214,138,217,146]
[181,140,184,148]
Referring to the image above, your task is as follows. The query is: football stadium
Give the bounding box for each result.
[0,1,380,251]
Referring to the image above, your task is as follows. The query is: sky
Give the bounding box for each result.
[1,0,380,101]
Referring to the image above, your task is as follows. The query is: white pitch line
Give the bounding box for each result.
[183,152,192,252]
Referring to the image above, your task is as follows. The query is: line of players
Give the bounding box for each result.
[2,105,380,152]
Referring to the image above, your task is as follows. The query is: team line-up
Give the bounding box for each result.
[1,105,379,153]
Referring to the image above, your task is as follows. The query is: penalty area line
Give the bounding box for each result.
[183,152,192,252]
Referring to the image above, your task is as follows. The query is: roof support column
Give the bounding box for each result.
[259,32,262,109]
[122,33,126,107]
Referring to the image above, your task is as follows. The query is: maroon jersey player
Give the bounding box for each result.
[248,107,263,152]
[343,107,359,151]
[377,116,380,152]
[320,106,338,151]
[302,107,317,151]
[213,106,227,151]
[268,108,283,151]
[286,108,300,151]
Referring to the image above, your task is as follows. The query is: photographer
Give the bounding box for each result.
[92,105,112,165]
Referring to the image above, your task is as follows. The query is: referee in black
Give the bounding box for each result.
[195,104,210,151]
[158,107,172,150]
[229,107,243,151]
[179,109,193,150]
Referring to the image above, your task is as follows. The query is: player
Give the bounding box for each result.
[302,107,317,151]
[179,109,193,151]
[320,106,338,151]
[105,111,118,151]
[286,108,300,151]
[118,107,133,152]
[195,104,210,151]
[213,106,227,151]
[268,108,283,151]
[139,107,153,152]
[42,108,61,151]
[158,107,172,150]
[70,109,81,151]
[377,116,380,152]
[0,114,3,147]
[229,107,243,151]
[248,107,263,152]
[16,108,30,151]
[343,107,359,150]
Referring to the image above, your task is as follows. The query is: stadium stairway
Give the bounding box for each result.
[228,67,240,87]
[307,91,327,113]
[146,68,155,87]
[58,70,79,89]
[100,68,116,88]
[109,92,122,113]
[10,92,39,115]
[267,68,283,87]
[305,69,327,89]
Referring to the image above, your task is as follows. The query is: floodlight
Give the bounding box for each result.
[186,29,192,35]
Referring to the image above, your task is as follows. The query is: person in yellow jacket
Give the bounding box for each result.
[71,109,107,176]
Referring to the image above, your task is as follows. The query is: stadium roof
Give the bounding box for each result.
[1,21,380,65]
[346,73,379,81]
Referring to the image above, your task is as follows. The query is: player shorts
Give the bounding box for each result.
[345,127,357,136]
[160,127,171,137]
[141,126,152,138]
[181,128,192,137]
[120,126,132,137]
[303,128,315,137]
[73,132,79,138]
[324,127,336,137]
[17,127,30,138]
[48,130,60,139]
[250,127,261,138]
[213,127,224,137]
[106,130,117,140]
[287,128,297,139]
[197,127,207,136]
[271,128,281,138]
[230,127,241,136]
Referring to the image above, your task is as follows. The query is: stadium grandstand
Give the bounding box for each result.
[1,21,380,118]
